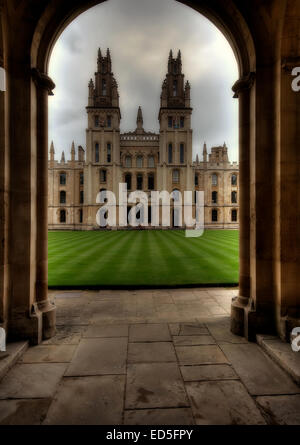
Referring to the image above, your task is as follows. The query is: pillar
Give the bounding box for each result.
[231,72,255,336]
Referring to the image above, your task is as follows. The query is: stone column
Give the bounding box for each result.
[32,68,56,339]
[231,73,255,336]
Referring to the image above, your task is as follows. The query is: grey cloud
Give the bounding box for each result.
[49,0,238,162]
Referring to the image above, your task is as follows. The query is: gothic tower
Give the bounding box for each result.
[85,48,121,226]
[158,50,193,192]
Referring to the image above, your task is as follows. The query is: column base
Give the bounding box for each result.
[231,297,275,341]
[8,299,56,345]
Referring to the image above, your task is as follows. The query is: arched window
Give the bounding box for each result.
[172,170,179,183]
[60,190,66,204]
[60,210,66,223]
[180,143,184,164]
[212,174,218,186]
[136,156,143,168]
[168,116,173,128]
[107,143,111,163]
[107,115,112,128]
[125,156,132,168]
[231,191,237,203]
[60,172,66,185]
[195,174,199,186]
[95,143,99,163]
[212,209,218,222]
[100,169,107,183]
[173,80,177,97]
[212,191,218,204]
[125,173,131,190]
[102,79,107,96]
[180,117,185,128]
[231,174,237,186]
[148,173,154,190]
[137,174,143,190]
[232,209,237,222]
[79,209,83,224]
[94,115,99,127]
[80,191,84,204]
[168,143,173,164]
[80,172,84,185]
[148,156,155,168]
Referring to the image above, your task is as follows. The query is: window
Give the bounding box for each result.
[173,170,179,183]
[79,209,83,224]
[60,172,66,185]
[60,190,66,204]
[148,174,154,190]
[136,156,143,168]
[80,172,84,185]
[212,174,218,186]
[125,156,132,168]
[100,170,107,183]
[95,115,99,127]
[95,143,99,163]
[168,116,173,128]
[231,174,237,186]
[212,191,218,204]
[232,209,237,222]
[231,191,237,203]
[173,80,177,97]
[168,144,173,164]
[148,156,155,168]
[60,210,66,223]
[107,143,111,163]
[195,174,199,186]
[212,209,218,222]
[80,191,84,204]
[107,115,112,128]
[102,79,106,96]
[180,144,184,164]
[125,173,131,190]
[137,174,143,190]
[180,117,184,128]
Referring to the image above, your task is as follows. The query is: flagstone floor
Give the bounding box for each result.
[0,288,300,425]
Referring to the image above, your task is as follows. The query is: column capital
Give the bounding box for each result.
[232,72,256,98]
[31,68,55,96]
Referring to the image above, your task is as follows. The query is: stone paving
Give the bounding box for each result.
[0,288,300,425]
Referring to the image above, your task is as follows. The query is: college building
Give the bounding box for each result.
[48,49,239,230]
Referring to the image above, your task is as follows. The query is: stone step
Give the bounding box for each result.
[0,341,29,381]
[257,335,300,386]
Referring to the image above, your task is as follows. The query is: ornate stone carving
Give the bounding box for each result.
[232,72,256,98]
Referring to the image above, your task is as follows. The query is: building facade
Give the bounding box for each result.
[48,49,239,230]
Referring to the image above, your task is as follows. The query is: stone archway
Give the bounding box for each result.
[1,0,300,344]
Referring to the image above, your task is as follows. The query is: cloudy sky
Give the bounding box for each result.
[48,0,239,162]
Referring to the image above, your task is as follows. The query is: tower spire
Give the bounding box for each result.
[203,142,207,163]
[71,141,76,161]
[50,141,55,162]
[61,151,65,164]
[136,106,144,133]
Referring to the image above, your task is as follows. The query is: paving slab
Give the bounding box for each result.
[173,335,216,346]
[129,324,171,342]
[176,345,229,365]
[169,323,209,336]
[128,342,176,363]
[20,345,77,363]
[0,399,51,425]
[84,324,129,338]
[126,363,189,409]
[206,317,248,344]
[186,380,266,425]
[256,395,300,425]
[0,342,28,381]
[124,408,194,425]
[44,376,125,425]
[180,364,238,382]
[0,363,66,399]
[42,326,85,345]
[65,338,127,376]
[220,343,300,395]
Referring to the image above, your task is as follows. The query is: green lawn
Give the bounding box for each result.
[48,230,239,288]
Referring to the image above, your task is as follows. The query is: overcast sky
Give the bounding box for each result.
[48,0,239,162]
